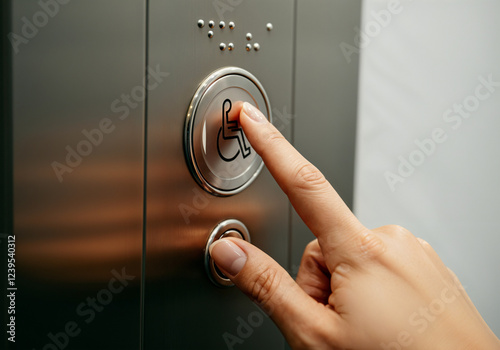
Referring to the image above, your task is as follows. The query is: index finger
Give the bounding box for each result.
[239,102,366,257]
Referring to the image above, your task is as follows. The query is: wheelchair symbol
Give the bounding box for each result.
[217,99,251,162]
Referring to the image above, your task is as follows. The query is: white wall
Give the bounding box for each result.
[355,0,500,336]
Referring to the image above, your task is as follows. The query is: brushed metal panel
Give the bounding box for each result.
[11,1,145,349]
[291,0,362,273]
[1,0,13,348]
[145,0,293,348]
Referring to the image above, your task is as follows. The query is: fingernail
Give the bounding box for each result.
[242,102,266,123]
[209,239,247,277]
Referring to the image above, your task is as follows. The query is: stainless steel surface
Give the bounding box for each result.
[204,219,251,287]
[290,0,362,274]
[5,0,361,349]
[10,0,145,349]
[184,67,271,196]
[145,1,294,348]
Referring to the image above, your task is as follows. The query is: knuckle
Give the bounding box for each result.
[354,228,387,258]
[332,263,351,279]
[304,239,319,256]
[330,263,352,291]
[378,224,413,238]
[248,266,282,305]
[358,231,386,259]
[291,162,328,192]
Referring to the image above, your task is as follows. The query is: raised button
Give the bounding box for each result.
[184,67,271,196]
[205,219,250,287]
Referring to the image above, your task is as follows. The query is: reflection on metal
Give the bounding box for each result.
[11,1,145,348]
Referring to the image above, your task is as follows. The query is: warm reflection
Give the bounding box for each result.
[16,114,287,287]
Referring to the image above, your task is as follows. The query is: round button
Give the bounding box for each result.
[184,67,272,196]
[205,219,251,287]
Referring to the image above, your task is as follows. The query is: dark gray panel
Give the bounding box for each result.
[12,1,145,349]
[145,0,293,348]
[1,0,13,347]
[291,0,362,270]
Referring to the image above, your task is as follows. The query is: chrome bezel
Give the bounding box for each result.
[204,219,251,287]
[184,67,272,196]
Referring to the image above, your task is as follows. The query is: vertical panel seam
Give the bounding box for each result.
[140,0,149,348]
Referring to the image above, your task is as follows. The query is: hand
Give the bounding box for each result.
[209,102,500,350]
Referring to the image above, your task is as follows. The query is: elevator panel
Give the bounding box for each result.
[9,1,145,349]
[144,1,293,348]
[4,1,361,349]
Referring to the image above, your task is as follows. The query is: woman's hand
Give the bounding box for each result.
[210,102,500,350]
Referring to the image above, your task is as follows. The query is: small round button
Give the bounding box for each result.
[184,67,272,196]
[205,219,251,287]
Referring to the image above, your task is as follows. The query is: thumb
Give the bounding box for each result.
[209,238,344,348]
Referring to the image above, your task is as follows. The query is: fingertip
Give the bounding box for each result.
[241,102,267,123]
[209,239,248,277]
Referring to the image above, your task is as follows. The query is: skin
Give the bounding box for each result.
[210,102,500,350]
